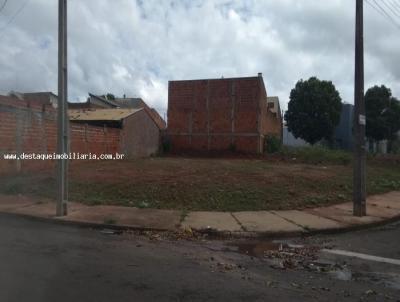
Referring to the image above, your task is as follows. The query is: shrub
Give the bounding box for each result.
[161,135,171,154]
[265,135,282,154]
[103,216,117,225]
[392,139,400,154]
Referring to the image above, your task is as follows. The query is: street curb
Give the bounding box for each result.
[204,213,400,239]
[1,209,400,240]
[0,211,171,233]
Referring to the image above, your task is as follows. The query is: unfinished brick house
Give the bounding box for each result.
[69,93,166,130]
[167,74,282,154]
[0,92,165,174]
[69,108,163,157]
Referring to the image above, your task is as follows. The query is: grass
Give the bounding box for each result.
[103,216,117,225]
[279,146,352,165]
[0,148,399,212]
[180,209,189,223]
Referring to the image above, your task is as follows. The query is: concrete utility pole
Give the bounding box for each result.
[57,0,68,216]
[353,0,366,217]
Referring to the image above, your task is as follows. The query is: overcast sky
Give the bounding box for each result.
[0,0,399,115]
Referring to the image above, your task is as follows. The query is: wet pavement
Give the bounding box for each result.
[226,237,400,293]
[0,213,399,301]
[225,222,400,291]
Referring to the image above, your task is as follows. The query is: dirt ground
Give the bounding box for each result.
[0,156,399,211]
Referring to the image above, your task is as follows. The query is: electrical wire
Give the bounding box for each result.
[391,0,400,11]
[382,0,400,18]
[0,0,30,34]
[371,0,400,26]
[364,0,400,29]
[0,0,8,14]
[387,0,400,15]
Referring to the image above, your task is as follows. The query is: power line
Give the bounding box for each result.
[364,0,400,29]
[371,0,400,26]
[0,0,8,14]
[364,0,385,18]
[381,0,400,19]
[0,0,30,35]
[387,0,400,15]
[391,0,400,11]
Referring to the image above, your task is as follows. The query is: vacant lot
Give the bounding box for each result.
[0,155,399,211]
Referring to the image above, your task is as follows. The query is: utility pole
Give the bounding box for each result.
[57,0,68,216]
[353,0,366,217]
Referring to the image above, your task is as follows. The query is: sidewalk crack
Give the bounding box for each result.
[230,212,247,232]
[270,211,308,232]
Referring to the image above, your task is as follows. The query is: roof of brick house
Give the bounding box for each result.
[68,108,142,121]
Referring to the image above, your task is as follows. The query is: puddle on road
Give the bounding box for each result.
[99,228,123,235]
[354,272,400,290]
[226,240,400,290]
[384,279,400,290]
[329,268,352,281]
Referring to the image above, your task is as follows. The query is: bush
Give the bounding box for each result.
[229,143,237,152]
[265,135,282,154]
[161,135,171,154]
[392,139,400,154]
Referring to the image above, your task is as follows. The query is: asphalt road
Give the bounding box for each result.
[0,213,399,302]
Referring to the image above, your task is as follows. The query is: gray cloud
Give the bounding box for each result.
[0,0,399,114]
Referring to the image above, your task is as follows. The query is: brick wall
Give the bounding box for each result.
[167,76,268,154]
[69,123,120,155]
[0,96,120,175]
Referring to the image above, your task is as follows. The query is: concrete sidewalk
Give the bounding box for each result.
[0,192,399,237]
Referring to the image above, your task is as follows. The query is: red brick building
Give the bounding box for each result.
[69,93,166,130]
[167,74,282,154]
[69,108,163,158]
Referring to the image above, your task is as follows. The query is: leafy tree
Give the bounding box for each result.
[365,85,400,153]
[284,77,342,145]
[386,98,400,153]
[365,85,391,142]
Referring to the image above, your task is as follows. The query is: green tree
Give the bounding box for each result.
[365,85,391,142]
[365,85,400,153]
[386,98,400,153]
[284,77,342,145]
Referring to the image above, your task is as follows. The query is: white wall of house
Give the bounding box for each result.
[368,140,388,154]
[283,127,309,147]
